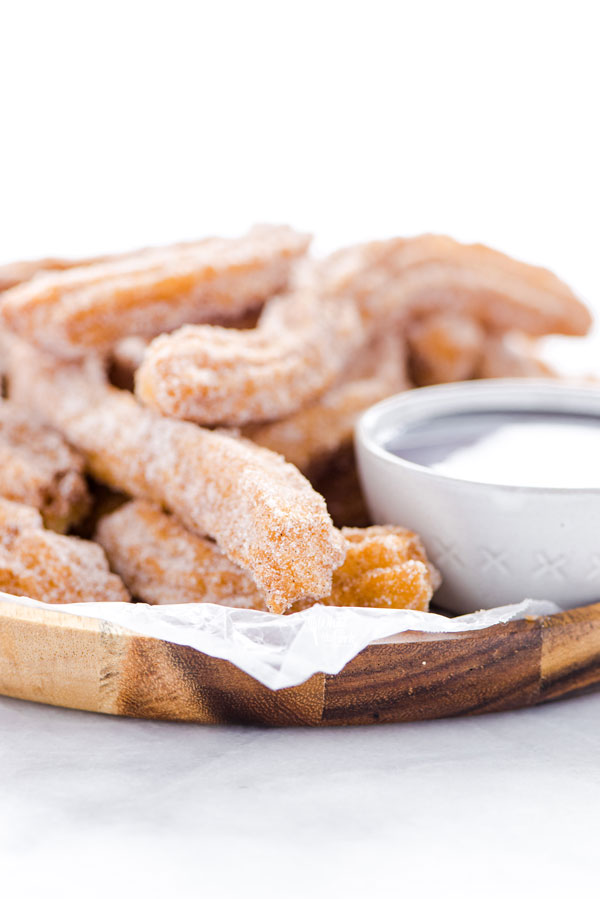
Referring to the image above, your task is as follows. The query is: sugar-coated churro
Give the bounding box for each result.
[108,306,265,392]
[476,333,556,379]
[245,330,408,469]
[95,500,261,607]
[0,246,173,293]
[0,498,47,540]
[293,525,440,611]
[0,256,105,293]
[0,496,129,603]
[407,311,485,386]
[1,225,589,617]
[133,232,587,428]
[0,225,310,357]
[95,500,439,612]
[317,234,590,337]
[0,398,90,531]
[8,343,345,613]
[135,289,363,425]
[0,243,210,293]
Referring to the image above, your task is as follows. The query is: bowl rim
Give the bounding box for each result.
[355,377,600,496]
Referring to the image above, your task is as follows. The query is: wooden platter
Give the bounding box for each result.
[1,600,600,726]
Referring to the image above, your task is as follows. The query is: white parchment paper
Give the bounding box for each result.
[0,592,559,690]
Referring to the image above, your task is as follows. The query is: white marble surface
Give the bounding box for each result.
[2,691,599,898]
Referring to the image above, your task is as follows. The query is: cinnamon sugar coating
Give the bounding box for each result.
[407,311,485,386]
[0,499,43,539]
[134,232,587,429]
[317,234,590,337]
[8,344,344,613]
[0,225,310,357]
[0,243,213,293]
[0,399,90,532]
[1,227,588,615]
[476,333,555,379]
[245,330,408,470]
[95,500,260,607]
[135,290,363,426]
[95,500,439,613]
[0,256,110,293]
[0,496,129,604]
[108,307,266,392]
[293,525,440,612]
[0,245,174,293]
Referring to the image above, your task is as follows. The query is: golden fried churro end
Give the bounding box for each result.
[291,525,440,612]
[96,500,439,614]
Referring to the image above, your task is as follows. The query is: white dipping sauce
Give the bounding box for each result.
[385,411,600,488]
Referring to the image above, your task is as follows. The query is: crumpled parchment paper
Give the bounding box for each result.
[0,592,559,690]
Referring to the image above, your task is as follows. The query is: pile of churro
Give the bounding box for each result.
[0,226,589,613]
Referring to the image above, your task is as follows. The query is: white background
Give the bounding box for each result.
[2,1,599,286]
[1,2,600,897]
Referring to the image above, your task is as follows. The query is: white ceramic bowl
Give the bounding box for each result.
[355,379,600,613]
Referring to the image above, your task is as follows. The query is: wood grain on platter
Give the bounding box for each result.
[1,600,600,726]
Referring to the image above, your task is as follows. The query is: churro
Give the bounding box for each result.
[0,496,129,604]
[0,225,310,357]
[95,500,261,607]
[95,500,439,612]
[407,311,485,386]
[0,399,90,531]
[1,226,590,618]
[0,244,201,293]
[0,241,261,293]
[0,256,102,293]
[245,330,408,470]
[108,336,149,390]
[476,334,555,379]
[8,343,345,613]
[0,247,162,293]
[134,232,586,428]
[317,234,590,337]
[135,289,363,425]
[293,525,440,612]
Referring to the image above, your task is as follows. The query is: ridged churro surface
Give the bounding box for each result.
[1,225,310,357]
[317,234,590,336]
[0,497,129,604]
[0,399,90,531]
[135,291,363,425]
[246,330,408,470]
[95,500,438,613]
[8,343,344,613]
